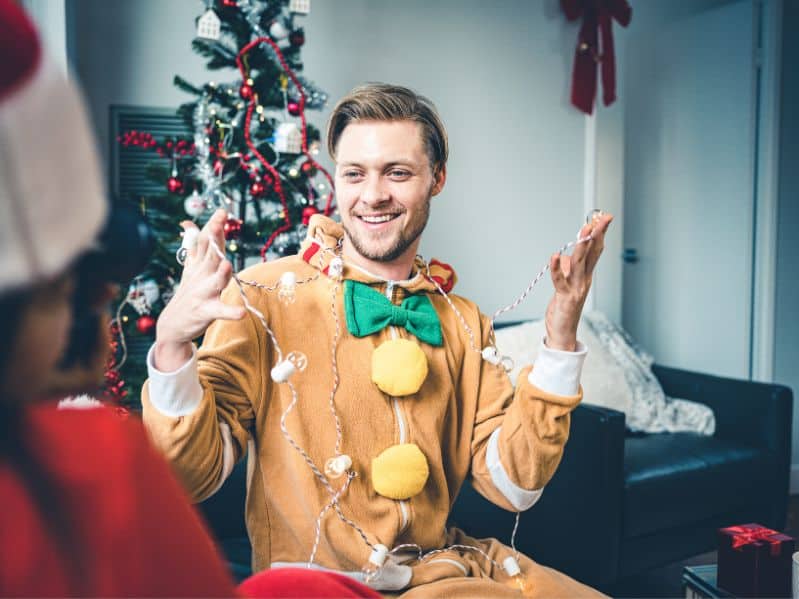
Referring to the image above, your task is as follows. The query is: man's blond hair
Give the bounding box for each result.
[326,83,449,174]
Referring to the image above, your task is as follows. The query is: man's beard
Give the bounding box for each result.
[343,198,431,263]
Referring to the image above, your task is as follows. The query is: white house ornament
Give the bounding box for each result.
[289,0,311,15]
[274,122,302,154]
[197,9,221,40]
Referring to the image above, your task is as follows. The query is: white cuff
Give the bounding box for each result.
[146,343,204,417]
[527,338,587,396]
[486,427,543,511]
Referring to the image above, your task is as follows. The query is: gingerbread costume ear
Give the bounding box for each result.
[427,259,457,293]
[0,0,108,294]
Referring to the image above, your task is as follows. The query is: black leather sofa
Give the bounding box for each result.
[198,364,793,591]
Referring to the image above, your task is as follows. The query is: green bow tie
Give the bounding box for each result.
[344,280,443,346]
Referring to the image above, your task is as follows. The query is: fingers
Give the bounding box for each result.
[208,300,247,321]
[214,260,234,295]
[181,220,203,267]
[205,207,226,249]
[182,209,227,274]
[550,253,569,293]
[585,213,613,273]
[571,222,593,265]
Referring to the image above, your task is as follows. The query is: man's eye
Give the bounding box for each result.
[343,171,362,180]
[389,170,410,178]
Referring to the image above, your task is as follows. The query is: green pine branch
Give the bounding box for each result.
[173,75,202,96]
[191,38,237,67]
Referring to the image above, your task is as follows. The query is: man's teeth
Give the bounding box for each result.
[361,214,396,223]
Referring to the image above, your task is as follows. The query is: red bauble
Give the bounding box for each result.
[289,29,305,47]
[302,206,319,225]
[167,176,183,194]
[223,217,243,240]
[250,180,266,197]
[213,159,224,175]
[136,315,157,335]
[287,100,301,116]
[240,83,254,99]
[301,161,317,176]
[222,0,238,6]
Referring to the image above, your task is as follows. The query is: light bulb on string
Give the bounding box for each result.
[503,556,534,596]
[324,454,352,479]
[278,271,297,305]
[270,351,307,383]
[328,256,344,280]
[586,208,605,224]
[362,544,389,584]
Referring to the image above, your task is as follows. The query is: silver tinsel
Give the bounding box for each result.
[193,89,247,211]
[192,94,215,212]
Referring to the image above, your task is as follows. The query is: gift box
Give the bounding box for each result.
[717,523,794,597]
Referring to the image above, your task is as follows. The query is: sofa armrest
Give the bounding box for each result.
[450,403,626,588]
[652,364,793,454]
[652,363,793,530]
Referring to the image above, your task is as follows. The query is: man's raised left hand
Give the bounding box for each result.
[544,213,613,352]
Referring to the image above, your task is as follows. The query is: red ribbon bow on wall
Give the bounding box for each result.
[725,524,792,557]
[561,0,632,114]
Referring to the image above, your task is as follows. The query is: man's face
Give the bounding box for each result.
[334,120,445,265]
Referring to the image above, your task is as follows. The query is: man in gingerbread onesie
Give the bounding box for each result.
[142,83,613,597]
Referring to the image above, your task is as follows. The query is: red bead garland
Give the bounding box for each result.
[234,36,336,259]
[102,322,128,404]
[117,131,195,158]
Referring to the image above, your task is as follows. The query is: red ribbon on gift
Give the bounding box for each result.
[561,0,632,114]
[724,524,792,557]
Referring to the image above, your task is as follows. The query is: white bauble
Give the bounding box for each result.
[269,20,289,40]
[184,191,207,217]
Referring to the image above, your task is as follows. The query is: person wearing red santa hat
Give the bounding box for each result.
[0,2,380,597]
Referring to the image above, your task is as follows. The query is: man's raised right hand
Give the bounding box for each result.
[153,209,247,372]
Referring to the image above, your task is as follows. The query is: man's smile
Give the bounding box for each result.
[355,212,403,229]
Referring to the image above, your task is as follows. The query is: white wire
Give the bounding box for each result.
[198,221,595,579]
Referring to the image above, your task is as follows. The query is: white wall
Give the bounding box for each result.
[20,0,68,75]
[619,0,798,486]
[68,0,624,323]
[774,0,799,486]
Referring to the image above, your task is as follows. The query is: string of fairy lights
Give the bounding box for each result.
[171,209,604,593]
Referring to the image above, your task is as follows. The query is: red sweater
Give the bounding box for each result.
[0,404,236,597]
[0,405,382,598]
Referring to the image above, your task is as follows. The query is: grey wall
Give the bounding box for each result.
[68,0,624,322]
[20,0,68,74]
[775,0,799,478]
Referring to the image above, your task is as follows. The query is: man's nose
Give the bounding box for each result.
[360,174,389,205]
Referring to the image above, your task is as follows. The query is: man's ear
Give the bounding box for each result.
[431,164,447,197]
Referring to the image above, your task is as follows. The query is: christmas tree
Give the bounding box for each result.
[108,0,333,408]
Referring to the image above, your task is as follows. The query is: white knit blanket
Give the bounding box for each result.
[494,311,715,435]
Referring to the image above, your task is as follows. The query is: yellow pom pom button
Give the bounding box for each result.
[371,443,430,500]
[371,338,428,396]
